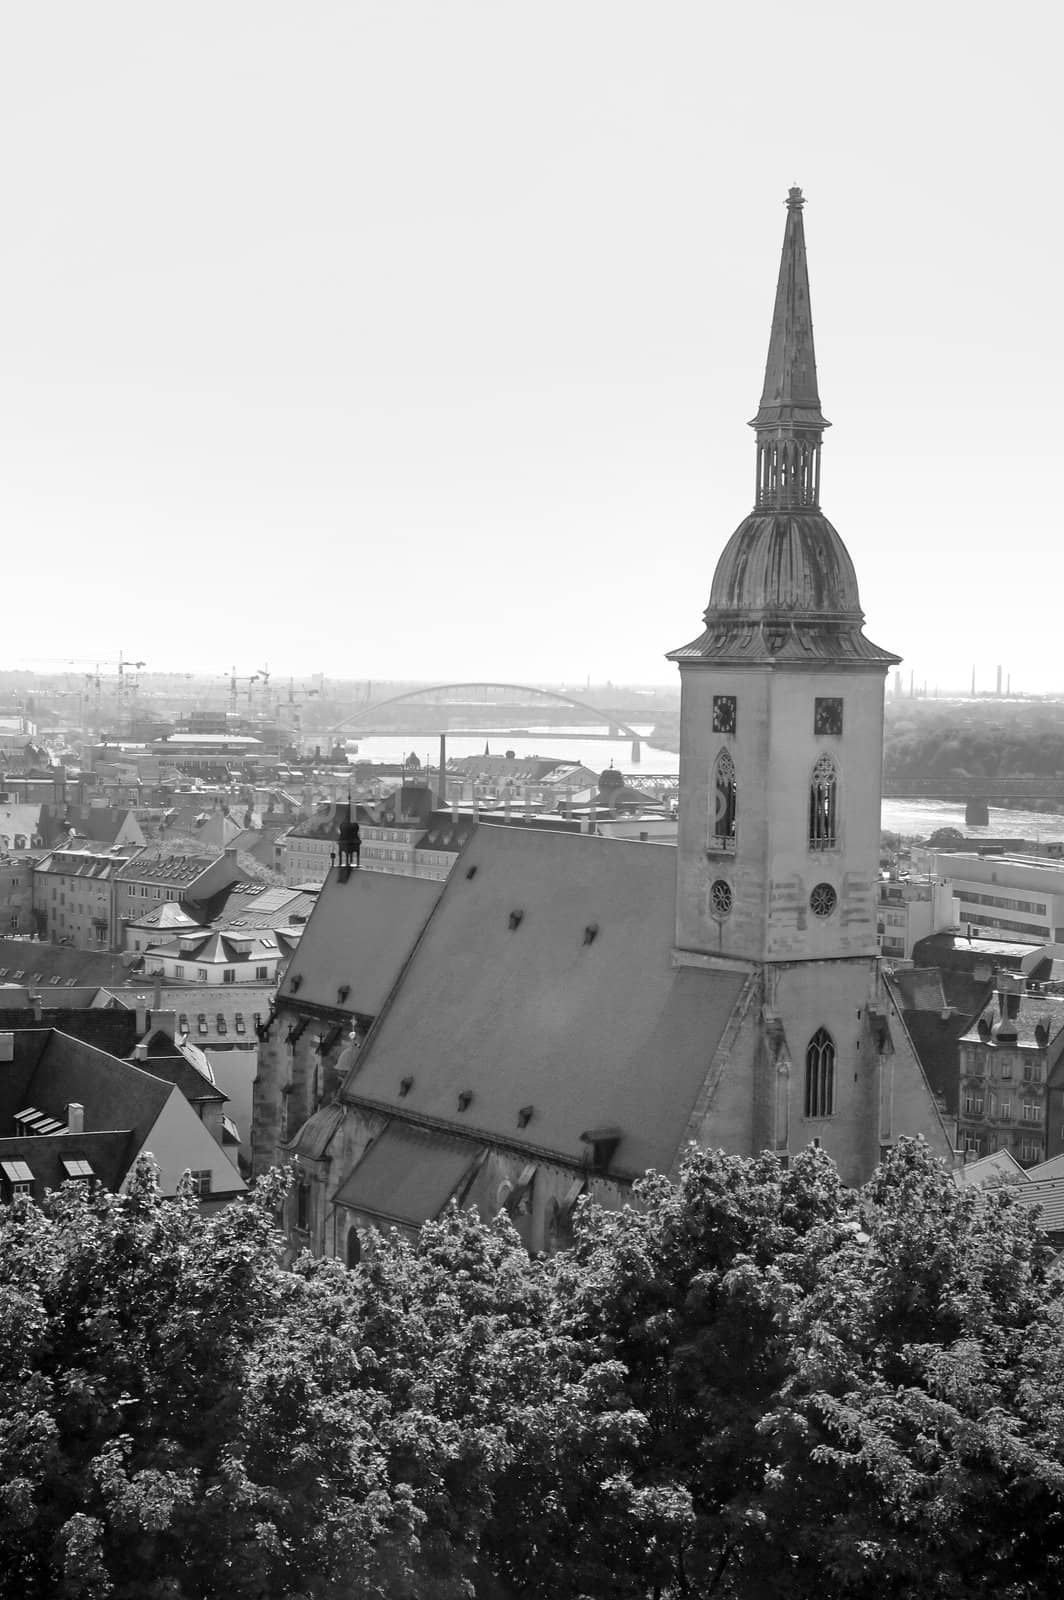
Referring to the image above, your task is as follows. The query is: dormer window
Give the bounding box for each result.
[580,1126,621,1172]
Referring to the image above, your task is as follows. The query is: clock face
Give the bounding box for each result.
[814,697,843,735]
[712,695,737,734]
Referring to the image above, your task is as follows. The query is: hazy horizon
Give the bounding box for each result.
[2,3,1060,689]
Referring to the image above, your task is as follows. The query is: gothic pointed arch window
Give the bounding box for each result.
[804,1027,835,1118]
[809,753,838,850]
[711,749,737,851]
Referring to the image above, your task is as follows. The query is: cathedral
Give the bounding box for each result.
[251,189,954,1262]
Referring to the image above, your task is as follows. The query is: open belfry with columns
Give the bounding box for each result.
[252,189,954,1263]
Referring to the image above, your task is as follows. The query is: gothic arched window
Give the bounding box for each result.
[804,1027,836,1118]
[809,753,838,850]
[711,749,737,850]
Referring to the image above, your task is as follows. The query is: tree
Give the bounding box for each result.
[527,1141,1064,1599]
[4,1144,1064,1599]
[925,826,967,848]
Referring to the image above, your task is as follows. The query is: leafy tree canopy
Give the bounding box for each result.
[2,1143,1064,1598]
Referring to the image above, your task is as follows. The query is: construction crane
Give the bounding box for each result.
[229,666,260,716]
[279,678,320,748]
[25,653,145,735]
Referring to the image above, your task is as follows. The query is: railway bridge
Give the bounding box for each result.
[882,776,1064,825]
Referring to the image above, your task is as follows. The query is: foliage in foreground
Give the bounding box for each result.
[1,1141,1063,1599]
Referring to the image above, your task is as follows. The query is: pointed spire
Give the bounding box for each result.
[750,187,828,433]
[749,188,829,512]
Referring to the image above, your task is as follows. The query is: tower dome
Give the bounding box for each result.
[669,188,897,669]
[706,509,863,623]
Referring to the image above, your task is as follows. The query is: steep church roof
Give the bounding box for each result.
[342,826,747,1180]
[670,187,898,668]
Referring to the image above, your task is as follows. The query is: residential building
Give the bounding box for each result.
[143,927,300,986]
[253,189,955,1263]
[0,852,42,935]
[113,848,244,949]
[956,978,1064,1165]
[279,803,363,886]
[32,844,142,948]
[0,1027,245,1206]
[0,798,45,850]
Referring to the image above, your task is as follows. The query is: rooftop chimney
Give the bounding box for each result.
[66,1101,84,1134]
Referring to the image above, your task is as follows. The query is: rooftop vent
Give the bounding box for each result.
[337,984,351,1004]
[517,1104,534,1129]
[583,924,599,946]
[457,1090,473,1112]
[466,865,478,879]
[399,1075,413,1098]
[508,910,523,931]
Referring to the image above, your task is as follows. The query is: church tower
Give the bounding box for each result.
[669,186,899,967]
[668,189,902,1178]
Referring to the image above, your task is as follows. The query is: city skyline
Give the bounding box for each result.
[0,4,1060,687]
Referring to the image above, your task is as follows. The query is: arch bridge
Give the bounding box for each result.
[332,682,645,761]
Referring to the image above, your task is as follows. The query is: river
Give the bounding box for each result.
[345,731,1064,842]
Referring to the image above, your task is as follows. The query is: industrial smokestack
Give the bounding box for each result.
[996,664,1002,696]
[438,733,447,808]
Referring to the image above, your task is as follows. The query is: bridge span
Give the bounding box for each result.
[883,778,1064,801]
[882,776,1064,825]
[332,681,647,761]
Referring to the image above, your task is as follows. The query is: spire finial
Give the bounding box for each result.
[786,185,805,210]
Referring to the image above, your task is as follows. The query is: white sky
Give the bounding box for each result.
[0,2,1060,690]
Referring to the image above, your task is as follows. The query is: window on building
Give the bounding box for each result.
[963,1093,985,1116]
[197,967,208,981]
[1024,1061,1037,1082]
[809,754,838,850]
[804,1027,835,1118]
[187,1170,212,1197]
[1023,1101,1040,1122]
[1000,1097,1012,1119]
[346,1227,362,1268]
[1000,1056,1013,1079]
[1020,1139,1041,1164]
[174,964,184,979]
[295,1180,310,1233]
[222,969,235,984]
[255,965,269,981]
[711,749,737,850]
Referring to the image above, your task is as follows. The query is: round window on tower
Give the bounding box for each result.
[710,879,733,918]
[810,882,838,918]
